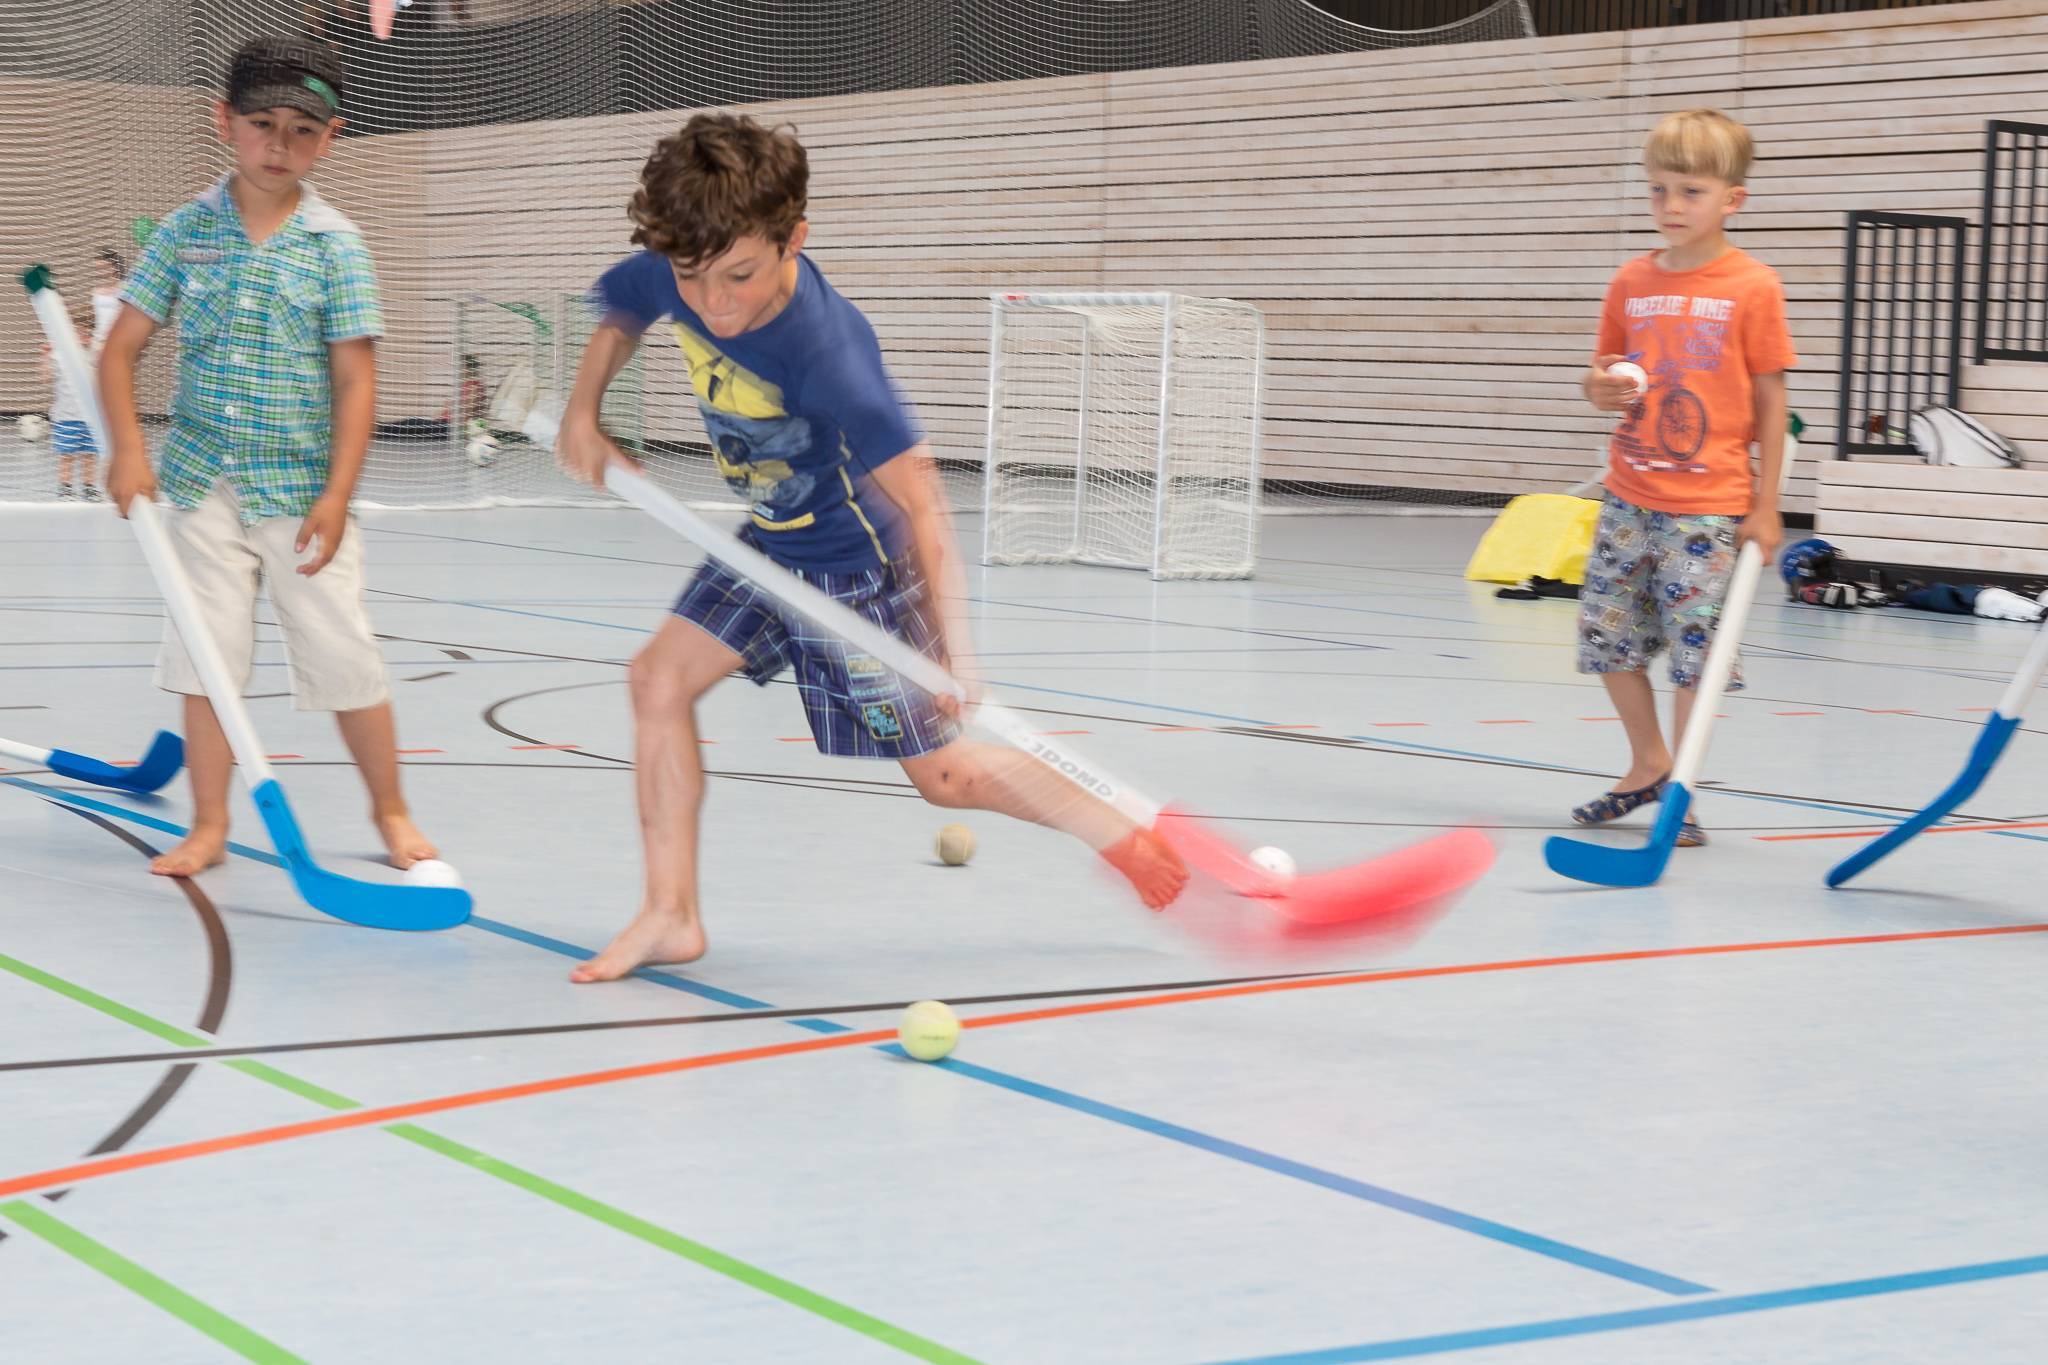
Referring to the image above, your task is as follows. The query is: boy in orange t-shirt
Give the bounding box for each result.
[1572,109,1798,847]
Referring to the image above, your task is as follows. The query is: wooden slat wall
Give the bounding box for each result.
[414,0,2047,510]
[1818,458,2048,575]
[6,0,2041,510]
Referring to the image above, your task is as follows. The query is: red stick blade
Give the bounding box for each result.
[1156,809,1494,927]
[1280,827,1495,925]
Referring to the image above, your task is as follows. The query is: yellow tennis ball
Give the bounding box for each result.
[898,1000,960,1062]
[935,823,976,866]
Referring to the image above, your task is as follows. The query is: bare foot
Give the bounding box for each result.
[152,827,227,877]
[1101,827,1189,910]
[570,907,708,983]
[376,812,438,870]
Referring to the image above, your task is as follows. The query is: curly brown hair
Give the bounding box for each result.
[628,113,809,267]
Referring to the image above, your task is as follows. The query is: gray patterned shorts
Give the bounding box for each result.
[1576,493,1745,690]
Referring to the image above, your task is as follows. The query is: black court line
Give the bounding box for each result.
[3,803,232,1230]
[0,968,1354,1075]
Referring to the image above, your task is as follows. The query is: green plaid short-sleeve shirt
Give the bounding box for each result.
[122,176,382,525]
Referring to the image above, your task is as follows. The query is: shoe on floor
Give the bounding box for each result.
[1571,775,1669,826]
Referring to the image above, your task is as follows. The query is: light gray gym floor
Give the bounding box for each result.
[4,497,2046,1364]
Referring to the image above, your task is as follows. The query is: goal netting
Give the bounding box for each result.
[983,292,1262,580]
[0,0,1550,513]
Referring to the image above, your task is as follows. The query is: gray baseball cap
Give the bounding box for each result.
[228,35,347,122]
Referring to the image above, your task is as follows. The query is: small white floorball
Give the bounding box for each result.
[17,414,49,443]
[1249,845,1297,887]
[898,1000,960,1062]
[1608,361,1648,398]
[403,858,463,888]
[935,822,976,866]
[466,434,500,467]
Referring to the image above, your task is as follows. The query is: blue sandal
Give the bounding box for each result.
[1571,775,1669,826]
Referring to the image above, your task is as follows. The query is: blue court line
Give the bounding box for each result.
[3,774,1709,1298]
[1199,1251,2048,1363]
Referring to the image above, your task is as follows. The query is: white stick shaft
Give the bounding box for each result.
[1996,617,2048,718]
[126,498,276,786]
[1669,540,1763,789]
[0,737,54,765]
[26,283,113,460]
[600,463,1163,825]
[26,280,275,788]
[1670,430,1799,789]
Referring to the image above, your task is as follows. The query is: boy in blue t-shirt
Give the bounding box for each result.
[556,113,1186,981]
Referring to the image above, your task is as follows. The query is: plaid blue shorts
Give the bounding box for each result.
[673,547,963,760]
[51,419,96,456]
[1577,492,1745,690]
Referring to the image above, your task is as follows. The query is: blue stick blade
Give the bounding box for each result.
[1544,786,1690,888]
[45,730,185,794]
[1827,714,2020,888]
[249,779,471,932]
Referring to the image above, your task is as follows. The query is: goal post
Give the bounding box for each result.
[980,291,1264,580]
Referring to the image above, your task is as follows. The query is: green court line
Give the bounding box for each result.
[3,953,981,1364]
[0,1200,306,1363]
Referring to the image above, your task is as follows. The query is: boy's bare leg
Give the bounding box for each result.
[573,617,739,983]
[1600,669,1671,790]
[900,740,1188,909]
[152,695,232,876]
[336,701,436,868]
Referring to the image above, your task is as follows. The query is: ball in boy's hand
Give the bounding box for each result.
[403,859,463,888]
[1608,361,1648,397]
[935,823,976,866]
[466,434,499,467]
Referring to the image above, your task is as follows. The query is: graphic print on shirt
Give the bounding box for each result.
[671,319,818,524]
[1614,292,1737,476]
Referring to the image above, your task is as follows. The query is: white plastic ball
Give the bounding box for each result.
[466,434,499,467]
[402,858,463,888]
[1608,361,1648,397]
[898,1000,960,1062]
[17,414,49,442]
[1249,845,1297,886]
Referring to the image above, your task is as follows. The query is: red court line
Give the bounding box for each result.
[1478,719,1532,726]
[264,754,303,761]
[776,737,811,743]
[4,920,2045,1203]
[1759,820,2048,843]
[396,748,444,755]
[0,1027,892,1201]
[1577,716,1621,722]
[509,744,580,752]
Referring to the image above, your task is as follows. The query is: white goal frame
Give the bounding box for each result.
[979,290,1265,580]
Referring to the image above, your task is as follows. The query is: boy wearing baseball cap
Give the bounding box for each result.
[98,35,441,877]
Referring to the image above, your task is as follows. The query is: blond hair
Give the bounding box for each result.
[1643,109,1753,185]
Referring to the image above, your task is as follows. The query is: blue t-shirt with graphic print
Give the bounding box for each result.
[593,251,921,572]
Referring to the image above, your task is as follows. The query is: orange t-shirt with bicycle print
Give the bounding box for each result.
[1595,247,1798,517]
